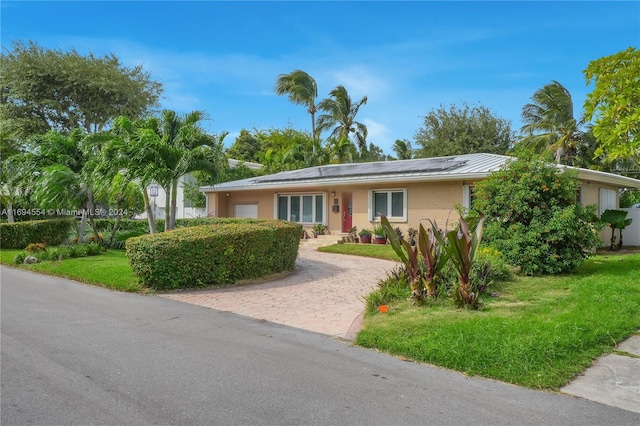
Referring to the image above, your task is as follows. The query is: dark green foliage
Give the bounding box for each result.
[92,219,151,233]
[600,209,633,250]
[126,220,302,290]
[620,189,640,208]
[474,158,601,275]
[93,217,256,234]
[415,102,513,158]
[470,247,512,294]
[105,230,149,250]
[0,219,72,248]
[227,129,262,162]
[14,242,104,264]
[1,40,161,139]
[358,228,372,237]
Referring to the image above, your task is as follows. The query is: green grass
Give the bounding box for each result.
[1,249,143,292]
[318,243,400,261]
[355,253,640,390]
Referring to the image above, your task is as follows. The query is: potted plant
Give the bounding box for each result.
[312,223,328,237]
[373,225,387,244]
[358,228,372,244]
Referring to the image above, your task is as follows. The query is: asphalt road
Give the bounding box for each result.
[2,267,639,426]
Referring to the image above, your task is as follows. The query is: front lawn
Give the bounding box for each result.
[1,249,142,292]
[355,252,640,390]
[318,243,399,260]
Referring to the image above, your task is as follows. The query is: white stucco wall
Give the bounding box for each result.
[621,208,640,246]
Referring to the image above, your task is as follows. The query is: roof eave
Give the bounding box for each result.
[573,168,640,189]
[200,172,494,193]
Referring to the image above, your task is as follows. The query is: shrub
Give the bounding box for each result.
[25,243,47,253]
[470,247,512,294]
[93,217,264,234]
[0,219,73,249]
[600,209,633,250]
[473,158,601,275]
[126,220,302,290]
[365,266,411,313]
[312,223,327,235]
[382,216,447,302]
[93,219,151,233]
[358,228,372,237]
[13,252,27,264]
[106,229,149,250]
[373,225,386,236]
[431,216,485,309]
[13,242,104,264]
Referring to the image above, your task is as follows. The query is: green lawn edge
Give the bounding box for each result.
[1,249,143,292]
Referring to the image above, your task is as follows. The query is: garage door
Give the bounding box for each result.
[234,204,258,219]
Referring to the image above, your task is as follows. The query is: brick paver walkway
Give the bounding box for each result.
[160,246,398,339]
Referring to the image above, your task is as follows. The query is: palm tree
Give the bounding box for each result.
[316,85,368,153]
[392,139,414,160]
[274,70,319,147]
[520,80,583,164]
[103,111,225,231]
[326,137,357,164]
[26,130,102,241]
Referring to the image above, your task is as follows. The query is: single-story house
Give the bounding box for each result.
[200,153,640,245]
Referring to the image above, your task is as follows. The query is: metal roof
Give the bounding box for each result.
[201,153,640,192]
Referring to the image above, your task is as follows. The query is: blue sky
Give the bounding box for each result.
[2,1,639,154]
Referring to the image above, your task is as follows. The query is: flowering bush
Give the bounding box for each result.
[473,158,601,275]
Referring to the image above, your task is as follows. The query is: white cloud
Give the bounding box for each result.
[361,118,392,150]
[326,65,390,100]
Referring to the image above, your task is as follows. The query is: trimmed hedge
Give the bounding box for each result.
[0,219,73,249]
[126,220,302,290]
[93,217,264,233]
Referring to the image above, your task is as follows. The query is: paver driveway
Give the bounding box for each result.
[161,246,398,339]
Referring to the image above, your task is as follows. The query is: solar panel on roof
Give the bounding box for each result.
[254,158,467,183]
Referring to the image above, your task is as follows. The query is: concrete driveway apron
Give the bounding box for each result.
[160,246,398,340]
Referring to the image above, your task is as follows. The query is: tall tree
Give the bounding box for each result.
[392,139,414,160]
[226,129,262,163]
[326,137,357,164]
[104,111,225,231]
[0,40,162,140]
[520,81,583,164]
[415,103,513,158]
[584,47,640,163]
[12,130,103,239]
[316,85,368,152]
[274,70,319,147]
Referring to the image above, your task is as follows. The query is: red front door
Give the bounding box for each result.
[342,192,352,233]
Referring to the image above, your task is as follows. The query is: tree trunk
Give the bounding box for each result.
[164,185,171,232]
[86,188,100,242]
[310,110,316,153]
[170,179,178,230]
[108,215,122,248]
[79,209,87,243]
[7,200,14,223]
[141,188,156,234]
